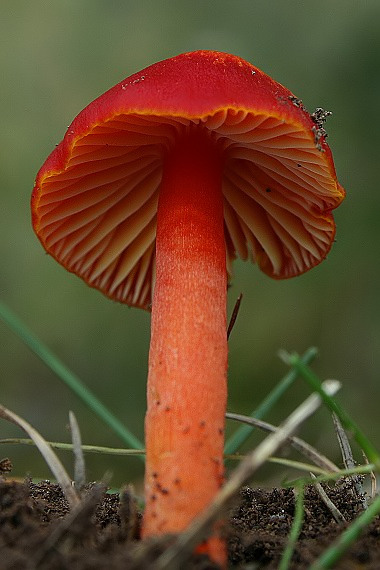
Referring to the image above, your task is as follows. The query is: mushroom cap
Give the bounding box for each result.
[32,50,345,310]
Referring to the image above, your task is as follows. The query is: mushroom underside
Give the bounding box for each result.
[35,109,342,309]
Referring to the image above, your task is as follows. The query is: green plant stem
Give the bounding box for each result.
[0,437,144,456]
[285,351,380,466]
[279,484,305,570]
[310,494,380,569]
[224,346,318,455]
[0,301,144,455]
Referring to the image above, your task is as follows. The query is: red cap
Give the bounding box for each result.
[32,51,345,309]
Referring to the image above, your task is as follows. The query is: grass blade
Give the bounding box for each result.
[226,411,339,473]
[282,351,380,466]
[69,411,86,490]
[224,346,318,455]
[0,404,80,507]
[310,494,380,569]
[0,300,143,455]
[279,484,305,570]
[0,437,145,456]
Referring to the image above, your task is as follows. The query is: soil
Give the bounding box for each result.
[1,467,380,569]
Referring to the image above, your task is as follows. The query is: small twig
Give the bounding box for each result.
[227,293,243,340]
[69,411,86,491]
[0,405,79,508]
[310,473,346,523]
[154,379,341,569]
[226,412,339,473]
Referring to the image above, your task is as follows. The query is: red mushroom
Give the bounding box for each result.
[31,51,345,565]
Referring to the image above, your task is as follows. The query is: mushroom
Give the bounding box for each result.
[31,51,345,565]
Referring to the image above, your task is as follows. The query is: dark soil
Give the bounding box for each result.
[1,468,380,569]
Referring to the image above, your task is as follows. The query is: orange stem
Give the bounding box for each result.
[143,131,228,565]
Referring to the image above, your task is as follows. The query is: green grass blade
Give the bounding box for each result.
[224,346,318,455]
[283,351,380,466]
[284,463,375,488]
[0,300,144,455]
[310,494,380,569]
[279,484,305,570]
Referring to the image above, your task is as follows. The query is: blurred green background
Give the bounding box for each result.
[1,0,379,489]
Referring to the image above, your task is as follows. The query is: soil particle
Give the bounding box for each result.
[228,484,380,569]
[0,476,380,569]
[310,107,332,150]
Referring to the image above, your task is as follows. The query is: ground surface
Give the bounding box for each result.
[0,469,379,569]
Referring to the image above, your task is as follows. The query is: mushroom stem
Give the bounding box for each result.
[143,131,228,564]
